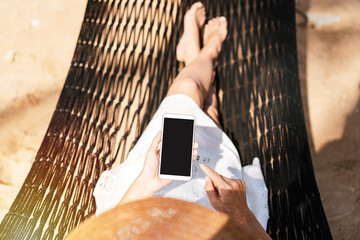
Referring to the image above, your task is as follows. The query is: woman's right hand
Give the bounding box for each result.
[200,164,271,239]
[200,164,251,224]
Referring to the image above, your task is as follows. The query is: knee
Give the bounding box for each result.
[172,77,204,95]
[167,77,205,106]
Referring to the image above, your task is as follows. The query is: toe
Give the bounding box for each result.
[194,2,203,9]
[207,19,214,27]
[196,6,206,26]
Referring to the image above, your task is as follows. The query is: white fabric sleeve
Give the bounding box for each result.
[93,151,145,216]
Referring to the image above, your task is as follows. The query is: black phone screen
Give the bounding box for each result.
[160,117,194,176]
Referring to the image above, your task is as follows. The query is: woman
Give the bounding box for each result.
[94,2,270,239]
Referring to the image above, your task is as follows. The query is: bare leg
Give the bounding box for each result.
[167,12,227,125]
[203,85,221,127]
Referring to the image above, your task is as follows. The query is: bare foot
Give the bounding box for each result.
[203,16,228,60]
[176,2,206,65]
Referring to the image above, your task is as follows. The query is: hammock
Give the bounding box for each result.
[0,0,332,239]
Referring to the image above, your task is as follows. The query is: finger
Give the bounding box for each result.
[192,150,198,162]
[193,149,198,158]
[149,131,162,152]
[193,142,199,150]
[204,176,219,201]
[200,164,228,189]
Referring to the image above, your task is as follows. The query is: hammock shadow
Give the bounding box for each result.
[312,96,360,239]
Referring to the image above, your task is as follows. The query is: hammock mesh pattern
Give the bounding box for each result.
[0,0,332,239]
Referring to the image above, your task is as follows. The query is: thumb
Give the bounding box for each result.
[204,176,219,203]
[149,131,162,153]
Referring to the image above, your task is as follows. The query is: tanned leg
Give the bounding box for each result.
[167,11,227,126]
[203,85,221,127]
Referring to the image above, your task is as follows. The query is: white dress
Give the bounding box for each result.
[93,94,269,230]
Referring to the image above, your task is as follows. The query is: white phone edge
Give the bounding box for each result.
[158,113,195,181]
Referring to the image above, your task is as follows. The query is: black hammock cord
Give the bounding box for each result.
[0,0,332,239]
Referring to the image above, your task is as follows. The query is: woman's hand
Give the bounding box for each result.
[200,164,250,223]
[119,131,198,205]
[141,131,199,192]
[139,131,171,192]
[200,164,271,239]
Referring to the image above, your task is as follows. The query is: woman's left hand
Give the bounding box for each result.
[139,131,171,192]
[141,131,199,192]
[119,131,198,205]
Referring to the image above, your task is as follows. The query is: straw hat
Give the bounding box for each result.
[66,197,257,239]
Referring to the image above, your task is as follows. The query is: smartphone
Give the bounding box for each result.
[159,113,195,181]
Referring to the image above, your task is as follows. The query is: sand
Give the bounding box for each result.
[296,0,360,238]
[0,0,359,238]
[0,0,87,220]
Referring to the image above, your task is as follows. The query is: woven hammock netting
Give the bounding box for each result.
[0,0,332,239]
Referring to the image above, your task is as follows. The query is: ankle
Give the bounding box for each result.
[200,46,219,61]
